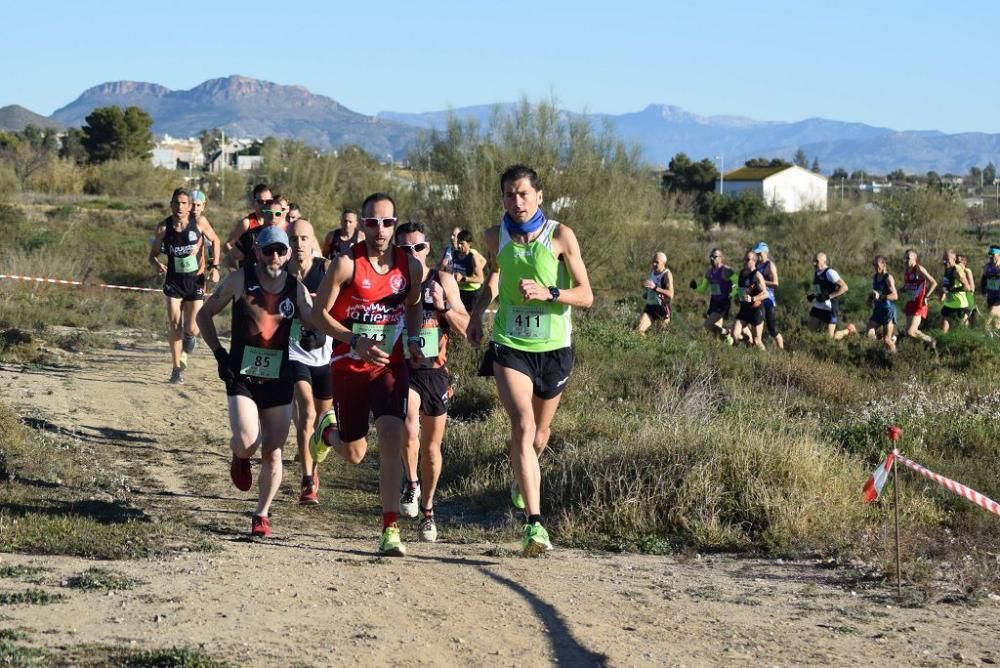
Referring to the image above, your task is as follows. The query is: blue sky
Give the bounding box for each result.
[4,1,998,133]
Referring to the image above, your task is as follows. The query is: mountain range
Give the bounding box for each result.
[7,75,996,174]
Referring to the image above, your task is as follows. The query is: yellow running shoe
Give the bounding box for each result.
[310,409,337,464]
[378,524,407,557]
[522,522,553,557]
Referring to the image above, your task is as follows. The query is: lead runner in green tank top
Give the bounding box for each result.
[467,164,594,557]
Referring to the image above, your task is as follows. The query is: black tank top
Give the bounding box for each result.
[229,265,298,380]
[299,259,327,294]
[739,269,762,300]
[331,228,361,258]
[414,269,451,369]
[162,216,202,278]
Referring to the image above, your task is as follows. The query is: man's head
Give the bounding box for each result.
[260,198,286,226]
[170,188,191,219]
[190,190,207,217]
[274,194,290,214]
[395,221,431,270]
[957,253,969,267]
[813,252,828,270]
[255,226,290,278]
[289,219,316,264]
[709,248,724,267]
[989,245,1000,263]
[743,250,757,270]
[873,255,888,273]
[904,249,919,267]
[753,241,769,260]
[943,249,956,267]
[456,229,473,255]
[252,183,272,216]
[341,208,359,233]
[450,227,461,247]
[652,252,667,272]
[361,193,397,252]
[287,204,302,224]
[500,164,543,223]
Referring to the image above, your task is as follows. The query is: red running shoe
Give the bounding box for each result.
[230,455,252,491]
[299,483,318,505]
[251,514,270,538]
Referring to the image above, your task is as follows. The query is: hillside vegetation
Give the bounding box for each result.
[1,102,998,595]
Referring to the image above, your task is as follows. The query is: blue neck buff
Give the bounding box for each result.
[503,208,546,237]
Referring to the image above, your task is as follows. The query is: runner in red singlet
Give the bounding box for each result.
[901,248,937,349]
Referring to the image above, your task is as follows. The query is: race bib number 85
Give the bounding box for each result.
[240,346,281,379]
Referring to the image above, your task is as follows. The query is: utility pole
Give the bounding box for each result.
[220,129,226,204]
[716,153,725,194]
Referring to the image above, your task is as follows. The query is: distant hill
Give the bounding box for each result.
[0,105,65,132]
[50,75,421,157]
[40,75,1000,173]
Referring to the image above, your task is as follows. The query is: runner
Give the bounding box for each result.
[195,226,315,537]
[901,249,937,349]
[148,188,221,383]
[287,203,302,225]
[957,254,979,326]
[189,190,219,301]
[694,249,735,344]
[807,252,856,340]
[286,220,333,505]
[754,242,785,350]
[981,245,1000,332]
[225,183,271,268]
[449,229,486,312]
[731,250,769,350]
[468,164,594,557]
[865,255,898,353]
[394,221,470,541]
[437,227,463,271]
[939,249,974,333]
[322,209,365,259]
[309,193,424,557]
[636,252,672,335]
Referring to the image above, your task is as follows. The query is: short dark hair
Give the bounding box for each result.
[361,193,396,217]
[171,187,190,203]
[288,203,300,211]
[500,164,542,192]
[341,208,358,218]
[395,221,426,239]
[252,183,271,198]
[456,229,473,244]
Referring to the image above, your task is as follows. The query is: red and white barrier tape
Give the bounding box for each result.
[0,273,162,294]
[893,449,1000,517]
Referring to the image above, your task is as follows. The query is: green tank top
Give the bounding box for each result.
[492,219,572,352]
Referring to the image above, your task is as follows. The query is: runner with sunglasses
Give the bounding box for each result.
[149,188,222,384]
[225,183,272,268]
[696,249,735,343]
[309,193,425,557]
[468,164,594,557]
[196,226,316,538]
[393,221,469,541]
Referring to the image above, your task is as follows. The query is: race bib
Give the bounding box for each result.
[710,283,722,296]
[906,289,920,302]
[505,306,551,339]
[173,254,198,273]
[403,326,440,359]
[645,289,660,306]
[352,322,401,356]
[289,319,302,344]
[988,278,1000,292]
[240,346,281,379]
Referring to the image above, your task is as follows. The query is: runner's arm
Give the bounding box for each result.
[550,224,594,308]
[468,251,486,285]
[661,269,674,300]
[225,218,251,267]
[467,227,501,346]
[765,262,779,288]
[295,279,315,328]
[752,272,769,306]
[197,217,222,267]
[437,271,470,339]
[885,275,898,302]
[321,230,336,258]
[196,270,241,354]
[405,256,426,363]
[830,277,849,300]
[918,266,938,299]
[959,267,975,292]
[310,255,355,345]
[148,223,167,274]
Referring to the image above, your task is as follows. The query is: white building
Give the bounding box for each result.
[719,165,828,212]
[151,135,204,170]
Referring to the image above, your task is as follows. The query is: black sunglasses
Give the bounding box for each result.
[261,245,288,257]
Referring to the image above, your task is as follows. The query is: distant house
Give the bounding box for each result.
[151,135,204,170]
[859,181,892,194]
[236,155,263,171]
[719,165,828,212]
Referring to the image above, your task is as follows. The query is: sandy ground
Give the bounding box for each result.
[1,338,998,667]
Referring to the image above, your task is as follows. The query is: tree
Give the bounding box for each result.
[0,125,58,189]
[887,169,906,183]
[810,157,821,173]
[60,128,88,164]
[984,161,997,185]
[878,188,964,246]
[970,165,983,188]
[745,157,791,168]
[793,148,808,168]
[831,167,848,181]
[661,152,719,194]
[82,105,154,163]
[849,170,867,182]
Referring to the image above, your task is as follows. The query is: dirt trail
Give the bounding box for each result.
[1,340,998,666]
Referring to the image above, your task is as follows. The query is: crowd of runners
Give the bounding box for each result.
[149,166,589,557]
[637,243,1000,352]
[148,166,1000,557]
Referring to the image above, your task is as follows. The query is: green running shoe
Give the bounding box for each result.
[521,522,553,557]
[310,409,337,464]
[510,480,526,510]
[378,524,407,557]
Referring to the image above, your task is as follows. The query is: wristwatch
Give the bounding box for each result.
[438,303,452,313]
[548,286,561,302]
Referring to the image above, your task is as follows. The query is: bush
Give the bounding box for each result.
[84,160,180,199]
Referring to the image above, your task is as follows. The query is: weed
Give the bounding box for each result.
[0,564,49,579]
[64,567,140,592]
[0,589,65,606]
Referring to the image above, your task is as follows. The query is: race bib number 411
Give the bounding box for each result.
[505,306,551,339]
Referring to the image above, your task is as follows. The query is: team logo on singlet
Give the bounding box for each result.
[362,278,372,289]
[390,274,406,294]
[278,297,295,319]
[188,230,198,242]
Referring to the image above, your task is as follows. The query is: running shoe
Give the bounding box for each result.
[178,352,188,370]
[230,455,252,491]
[510,480,526,510]
[400,483,421,519]
[521,522,553,557]
[182,334,197,354]
[299,482,318,505]
[169,367,184,384]
[378,524,407,557]
[251,514,270,538]
[310,409,337,465]
[420,516,438,543]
